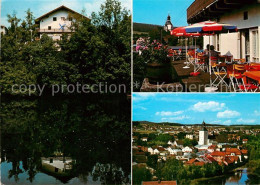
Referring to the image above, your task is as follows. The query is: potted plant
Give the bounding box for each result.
[141,42,175,84]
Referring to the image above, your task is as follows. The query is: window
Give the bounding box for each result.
[48,26,51,30]
[244,11,248,20]
[69,17,72,21]
[61,17,65,21]
[53,17,57,21]
[252,30,259,62]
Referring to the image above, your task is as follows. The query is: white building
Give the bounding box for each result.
[1,25,7,35]
[182,146,193,153]
[35,5,89,40]
[187,0,259,63]
[186,134,194,140]
[141,137,148,142]
[148,147,154,154]
[199,121,208,145]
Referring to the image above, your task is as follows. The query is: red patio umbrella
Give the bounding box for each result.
[185,21,238,92]
[171,27,203,73]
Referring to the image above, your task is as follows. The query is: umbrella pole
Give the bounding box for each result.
[194,37,196,73]
[186,38,188,63]
[183,38,190,69]
[209,35,212,85]
[206,34,218,92]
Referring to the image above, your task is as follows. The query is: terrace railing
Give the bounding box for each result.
[37,29,75,33]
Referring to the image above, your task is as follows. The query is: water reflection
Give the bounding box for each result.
[198,168,250,185]
[1,95,131,184]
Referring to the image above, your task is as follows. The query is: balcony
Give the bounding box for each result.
[37,28,75,33]
[187,0,256,24]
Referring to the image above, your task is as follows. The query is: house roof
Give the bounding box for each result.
[228,156,239,162]
[241,149,248,155]
[194,161,205,166]
[157,147,166,152]
[35,5,89,22]
[186,158,197,164]
[143,181,177,185]
[210,151,226,156]
[208,145,217,149]
[225,148,241,155]
[206,156,216,162]
[176,140,184,145]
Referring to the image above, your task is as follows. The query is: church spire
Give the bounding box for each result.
[200,120,207,131]
[164,14,174,32]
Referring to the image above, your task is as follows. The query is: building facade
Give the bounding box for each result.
[199,121,208,145]
[187,0,259,62]
[1,25,7,35]
[35,5,89,40]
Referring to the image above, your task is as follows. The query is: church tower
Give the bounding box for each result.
[164,14,174,32]
[199,120,208,145]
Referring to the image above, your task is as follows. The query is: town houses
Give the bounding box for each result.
[132,121,258,176]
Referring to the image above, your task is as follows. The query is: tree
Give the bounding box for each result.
[216,132,228,143]
[177,132,186,140]
[161,158,183,180]
[147,155,158,169]
[133,166,152,185]
[183,138,192,146]
[155,134,173,143]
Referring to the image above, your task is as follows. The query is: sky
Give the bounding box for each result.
[133,93,260,125]
[133,0,194,26]
[0,0,131,27]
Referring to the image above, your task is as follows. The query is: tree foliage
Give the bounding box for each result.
[0,0,131,95]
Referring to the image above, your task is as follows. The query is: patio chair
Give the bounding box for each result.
[175,49,182,60]
[230,64,258,92]
[229,64,246,92]
[185,51,195,67]
[194,54,206,72]
[167,49,174,61]
[211,61,229,88]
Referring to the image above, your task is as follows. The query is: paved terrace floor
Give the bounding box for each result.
[172,59,228,92]
[141,59,231,92]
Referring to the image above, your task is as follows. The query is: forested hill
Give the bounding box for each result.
[133,22,163,33]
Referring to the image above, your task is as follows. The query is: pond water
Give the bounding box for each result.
[0,95,131,184]
[198,168,250,185]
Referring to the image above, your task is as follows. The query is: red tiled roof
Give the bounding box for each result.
[225,148,241,155]
[206,156,216,162]
[143,181,177,185]
[194,161,205,166]
[186,158,196,164]
[211,151,226,156]
[229,156,239,162]
[242,139,248,141]
[241,149,248,154]
[208,145,217,149]
[224,157,234,164]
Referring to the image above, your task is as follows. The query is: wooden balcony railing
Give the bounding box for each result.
[187,0,217,21]
[37,29,75,33]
